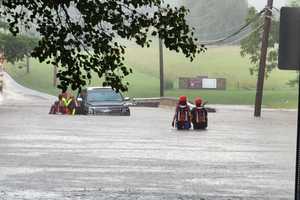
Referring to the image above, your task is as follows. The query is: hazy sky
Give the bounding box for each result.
[248,0,287,10]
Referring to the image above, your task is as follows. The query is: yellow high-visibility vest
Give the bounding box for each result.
[62,98,72,107]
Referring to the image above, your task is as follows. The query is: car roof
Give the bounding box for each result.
[87,87,112,91]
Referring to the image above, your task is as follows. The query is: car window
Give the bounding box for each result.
[87,89,123,102]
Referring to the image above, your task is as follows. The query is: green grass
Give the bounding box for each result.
[4,45,298,108]
[6,60,59,95]
[166,89,297,109]
[125,45,297,90]
[5,59,161,97]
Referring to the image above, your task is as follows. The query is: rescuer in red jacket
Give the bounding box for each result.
[172,96,191,130]
[191,97,208,130]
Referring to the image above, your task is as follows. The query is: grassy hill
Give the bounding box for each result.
[125,46,296,90]
[5,45,298,108]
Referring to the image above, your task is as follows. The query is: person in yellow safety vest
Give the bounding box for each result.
[60,91,78,115]
[61,91,72,115]
[68,95,78,115]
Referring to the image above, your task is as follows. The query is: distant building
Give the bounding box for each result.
[179,76,226,90]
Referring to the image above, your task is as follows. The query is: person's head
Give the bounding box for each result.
[179,96,187,105]
[80,90,86,96]
[195,97,202,107]
[70,95,75,100]
[61,91,68,99]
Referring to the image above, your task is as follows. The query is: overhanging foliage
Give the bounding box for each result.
[0,0,205,92]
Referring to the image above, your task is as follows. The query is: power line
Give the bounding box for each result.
[197,8,266,46]
[196,7,280,46]
[211,24,264,46]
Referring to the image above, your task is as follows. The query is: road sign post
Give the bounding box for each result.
[278,7,300,200]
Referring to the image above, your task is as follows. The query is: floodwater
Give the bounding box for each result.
[0,73,297,199]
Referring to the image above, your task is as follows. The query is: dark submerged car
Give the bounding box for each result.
[77,87,130,116]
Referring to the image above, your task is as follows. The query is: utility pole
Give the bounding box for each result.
[254,0,273,117]
[159,38,164,97]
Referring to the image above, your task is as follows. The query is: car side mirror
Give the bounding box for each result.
[124,97,130,101]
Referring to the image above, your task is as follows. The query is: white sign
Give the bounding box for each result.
[202,79,217,89]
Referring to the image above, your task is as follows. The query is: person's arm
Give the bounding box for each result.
[188,106,192,122]
[190,108,194,122]
[172,107,178,127]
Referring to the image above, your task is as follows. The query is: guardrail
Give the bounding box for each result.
[132,97,160,108]
[132,97,216,112]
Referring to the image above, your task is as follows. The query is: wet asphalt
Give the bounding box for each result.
[0,73,298,200]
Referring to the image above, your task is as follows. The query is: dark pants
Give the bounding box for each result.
[193,122,207,130]
[176,121,191,130]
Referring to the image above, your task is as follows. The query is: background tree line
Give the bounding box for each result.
[181,0,248,41]
[0,21,38,72]
[240,0,300,87]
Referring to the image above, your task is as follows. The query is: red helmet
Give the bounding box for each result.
[179,96,187,103]
[195,97,202,107]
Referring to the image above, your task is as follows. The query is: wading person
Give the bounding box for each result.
[61,91,72,115]
[49,94,64,114]
[68,95,78,115]
[172,96,191,130]
[191,97,208,130]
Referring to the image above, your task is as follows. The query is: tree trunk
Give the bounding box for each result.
[53,65,57,87]
[26,56,30,73]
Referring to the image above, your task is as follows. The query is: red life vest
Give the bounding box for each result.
[176,105,190,122]
[195,107,206,123]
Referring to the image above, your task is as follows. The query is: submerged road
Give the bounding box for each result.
[0,73,297,200]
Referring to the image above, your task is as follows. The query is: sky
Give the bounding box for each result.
[167,0,289,9]
[248,0,287,10]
